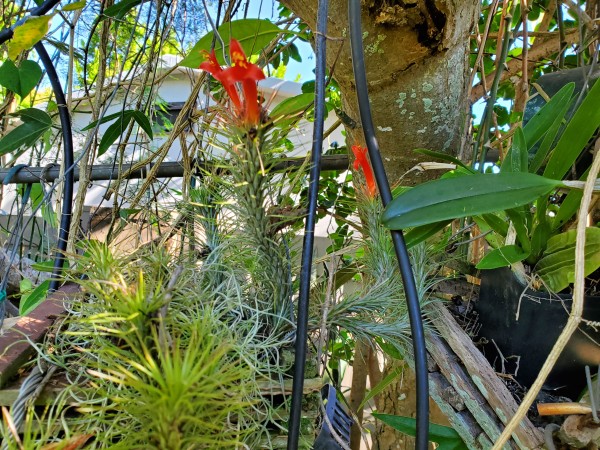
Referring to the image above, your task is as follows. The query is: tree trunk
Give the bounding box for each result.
[281,0,480,184]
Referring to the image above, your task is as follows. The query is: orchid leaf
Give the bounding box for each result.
[382,173,562,230]
[476,245,529,269]
[501,127,527,173]
[523,82,574,150]
[544,78,600,180]
[535,228,600,293]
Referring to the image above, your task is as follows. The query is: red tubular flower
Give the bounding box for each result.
[352,145,377,197]
[199,50,242,113]
[199,39,265,126]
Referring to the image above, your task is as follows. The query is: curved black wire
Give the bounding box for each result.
[287,0,329,447]
[0,0,61,45]
[348,1,429,448]
[35,42,74,292]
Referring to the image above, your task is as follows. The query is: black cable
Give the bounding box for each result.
[287,0,329,446]
[347,1,429,448]
[35,42,74,293]
[0,0,61,45]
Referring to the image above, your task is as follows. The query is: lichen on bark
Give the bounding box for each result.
[281,0,479,185]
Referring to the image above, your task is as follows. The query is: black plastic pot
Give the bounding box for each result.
[476,267,600,399]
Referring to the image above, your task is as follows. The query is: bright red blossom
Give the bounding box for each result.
[352,145,377,197]
[199,39,265,126]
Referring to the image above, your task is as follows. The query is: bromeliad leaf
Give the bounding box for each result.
[373,413,468,450]
[535,228,600,293]
[180,19,284,68]
[381,172,563,230]
[0,108,52,156]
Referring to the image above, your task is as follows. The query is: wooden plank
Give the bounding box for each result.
[0,284,80,388]
[430,302,544,449]
[428,334,515,449]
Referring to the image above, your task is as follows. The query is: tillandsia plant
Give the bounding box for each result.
[198,38,294,330]
[381,80,600,293]
[322,146,438,357]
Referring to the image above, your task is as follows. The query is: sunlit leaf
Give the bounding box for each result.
[61,0,86,11]
[0,59,42,97]
[19,279,50,316]
[382,173,563,230]
[180,19,284,68]
[7,15,53,60]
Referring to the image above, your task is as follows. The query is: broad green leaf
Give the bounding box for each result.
[0,108,52,156]
[7,15,53,60]
[404,220,451,249]
[501,127,527,173]
[478,213,509,237]
[270,93,313,119]
[381,173,563,230]
[0,59,42,97]
[413,149,474,172]
[97,111,135,156]
[544,79,600,180]
[130,110,154,139]
[20,278,33,295]
[180,19,283,68]
[530,219,551,262]
[61,0,86,11]
[476,245,529,269]
[523,82,574,150]
[372,413,468,450]
[19,279,50,316]
[81,110,131,131]
[84,109,152,156]
[102,0,142,20]
[536,228,600,292]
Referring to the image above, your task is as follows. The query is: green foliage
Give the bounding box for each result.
[82,109,153,156]
[373,413,468,450]
[0,59,42,98]
[180,19,284,68]
[381,172,562,229]
[382,81,600,292]
[7,15,53,60]
[0,108,52,156]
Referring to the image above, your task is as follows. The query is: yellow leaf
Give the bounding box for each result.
[8,15,53,60]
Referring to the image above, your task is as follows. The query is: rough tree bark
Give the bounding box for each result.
[281,0,480,185]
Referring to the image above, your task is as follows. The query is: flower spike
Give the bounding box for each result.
[352,145,377,197]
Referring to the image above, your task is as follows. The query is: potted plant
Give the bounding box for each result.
[381,78,600,397]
